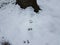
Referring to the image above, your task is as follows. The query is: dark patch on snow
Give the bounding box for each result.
[27,40,30,44]
[1,41,11,45]
[28,28,32,31]
[29,20,33,23]
[0,2,9,8]
[0,1,15,9]
[23,41,26,43]
[2,37,4,39]
[23,40,30,44]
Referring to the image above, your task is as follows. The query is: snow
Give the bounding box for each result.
[0,0,60,45]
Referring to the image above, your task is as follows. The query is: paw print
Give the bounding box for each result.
[23,40,30,44]
[28,28,32,31]
[29,20,33,23]
[1,41,11,45]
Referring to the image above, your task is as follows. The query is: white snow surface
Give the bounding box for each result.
[0,0,60,45]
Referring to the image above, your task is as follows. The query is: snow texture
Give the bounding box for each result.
[0,0,60,45]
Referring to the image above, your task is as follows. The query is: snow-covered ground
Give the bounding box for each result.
[0,0,60,45]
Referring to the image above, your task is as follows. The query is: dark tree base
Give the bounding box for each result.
[16,0,42,13]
